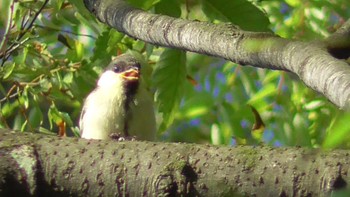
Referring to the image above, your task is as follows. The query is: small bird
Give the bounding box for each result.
[79,54,156,141]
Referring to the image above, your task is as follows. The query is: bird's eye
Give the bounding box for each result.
[113,65,122,73]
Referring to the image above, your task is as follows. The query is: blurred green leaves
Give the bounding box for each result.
[323,112,350,149]
[202,0,271,31]
[0,0,349,148]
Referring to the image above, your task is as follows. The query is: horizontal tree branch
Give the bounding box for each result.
[0,129,349,196]
[325,19,350,60]
[333,18,350,36]
[83,0,350,109]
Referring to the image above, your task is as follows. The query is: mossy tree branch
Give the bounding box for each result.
[0,129,349,196]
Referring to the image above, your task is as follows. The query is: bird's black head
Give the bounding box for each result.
[107,54,141,76]
[106,54,141,100]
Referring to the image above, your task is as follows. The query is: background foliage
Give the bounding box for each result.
[1,0,350,148]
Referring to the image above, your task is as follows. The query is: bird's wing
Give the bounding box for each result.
[78,103,87,136]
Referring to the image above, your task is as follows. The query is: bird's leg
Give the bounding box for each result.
[109,105,137,141]
[109,132,137,141]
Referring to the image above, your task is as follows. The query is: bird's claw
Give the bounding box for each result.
[109,133,137,141]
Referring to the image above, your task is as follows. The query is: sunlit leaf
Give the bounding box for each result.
[22,86,30,109]
[247,84,277,105]
[68,0,99,30]
[63,72,74,84]
[127,0,161,10]
[154,49,186,131]
[75,40,84,61]
[219,102,247,140]
[323,112,350,149]
[38,127,57,135]
[211,123,224,145]
[262,71,280,85]
[71,126,81,137]
[176,92,214,119]
[58,34,72,49]
[2,63,16,79]
[28,104,43,129]
[91,30,113,62]
[202,0,271,31]
[57,8,81,26]
[21,120,28,132]
[51,0,65,11]
[12,113,24,131]
[48,104,61,129]
[155,0,181,17]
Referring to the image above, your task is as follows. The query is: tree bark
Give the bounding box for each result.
[83,0,350,109]
[0,129,349,196]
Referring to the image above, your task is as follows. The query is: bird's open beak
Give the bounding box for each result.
[120,68,139,81]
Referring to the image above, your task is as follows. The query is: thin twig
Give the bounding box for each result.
[0,0,49,65]
[0,64,72,104]
[0,1,15,64]
[33,24,97,39]
[0,92,19,103]
[1,37,31,60]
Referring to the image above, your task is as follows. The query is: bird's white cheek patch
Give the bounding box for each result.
[97,71,122,88]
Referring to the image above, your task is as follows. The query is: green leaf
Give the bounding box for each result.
[61,112,73,127]
[21,119,28,132]
[155,0,181,17]
[51,0,65,11]
[68,0,99,31]
[323,112,350,149]
[1,101,15,118]
[0,83,6,95]
[91,30,113,62]
[202,0,271,31]
[56,8,81,26]
[28,104,43,129]
[219,102,247,140]
[127,0,161,10]
[2,62,16,79]
[247,83,277,105]
[22,86,30,109]
[153,49,186,131]
[48,103,74,129]
[57,33,72,49]
[63,71,74,84]
[107,29,124,55]
[71,126,81,137]
[48,104,61,129]
[63,35,84,62]
[176,92,214,120]
[211,123,224,145]
[75,40,84,61]
[38,127,57,135]
[39,78,52,92]
[262,70,280,85]
[13,113,24,131]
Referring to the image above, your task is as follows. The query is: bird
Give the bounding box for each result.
[79,53,156,141]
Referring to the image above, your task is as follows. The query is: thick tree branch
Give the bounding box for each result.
[83,0,350,109]
[326,19,350,60]
[0,129,349,196]
[334,19,350,36]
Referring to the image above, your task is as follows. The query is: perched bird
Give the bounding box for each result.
[79,54,156,141]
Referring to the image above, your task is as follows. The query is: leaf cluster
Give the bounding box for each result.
[0,0,349,148]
